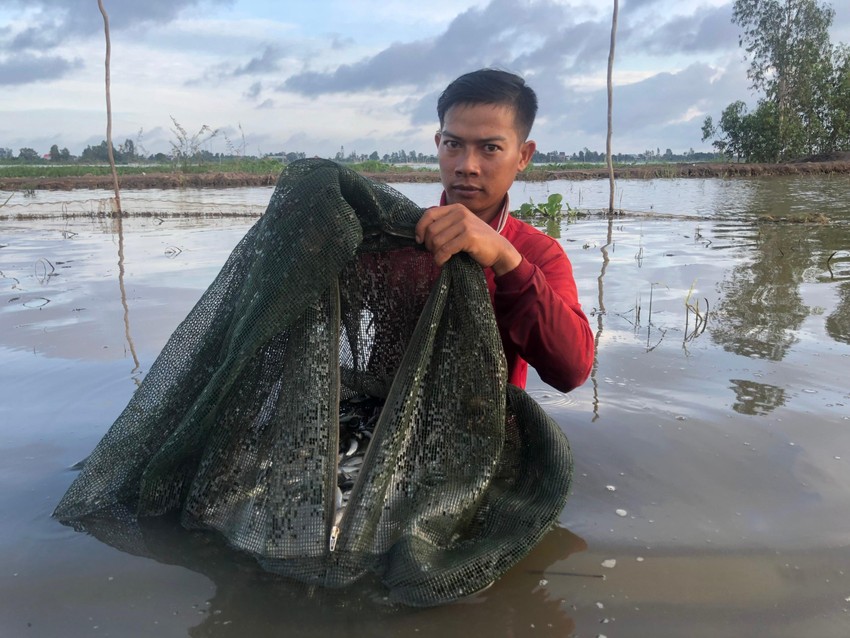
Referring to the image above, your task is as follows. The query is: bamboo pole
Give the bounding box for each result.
[606,0,619,214]
[97,0,121,214]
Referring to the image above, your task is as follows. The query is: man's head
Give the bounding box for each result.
[435,69,538,222]
[437,68,538,142]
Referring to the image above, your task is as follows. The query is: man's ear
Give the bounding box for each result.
[517,139,536,171]
[434,130,442,149]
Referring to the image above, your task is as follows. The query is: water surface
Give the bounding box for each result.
[2,176,850,637]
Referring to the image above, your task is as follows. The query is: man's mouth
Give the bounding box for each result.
[451,184,482,193]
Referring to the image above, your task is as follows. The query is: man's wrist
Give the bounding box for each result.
[491,244,522,277]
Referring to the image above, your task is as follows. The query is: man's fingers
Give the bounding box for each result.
[428,224,469,265]
[416,205,455,243]
[418,208,461,246]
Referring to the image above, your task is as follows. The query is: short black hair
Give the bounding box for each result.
[437,68,538,141]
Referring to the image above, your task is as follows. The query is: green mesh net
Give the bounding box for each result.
[54,159,573,607]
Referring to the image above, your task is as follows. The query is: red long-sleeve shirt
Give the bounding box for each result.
[483,213,594,392]
[363,196,594,393]
[436,192,594,392]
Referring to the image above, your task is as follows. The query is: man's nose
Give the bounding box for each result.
[455,149,480,175]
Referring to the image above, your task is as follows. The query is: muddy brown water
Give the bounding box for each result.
[2,176,850,637]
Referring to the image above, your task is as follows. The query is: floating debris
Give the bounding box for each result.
[23,297,50,309]
[606,485,617,492]
[616,509,628,517]
[601,559,617,569]
[34,258,56,284]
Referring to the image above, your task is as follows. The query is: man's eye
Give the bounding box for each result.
[485,144,500,152]
[444,140,459,148]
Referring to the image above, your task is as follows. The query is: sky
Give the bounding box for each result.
[1,0,849,159]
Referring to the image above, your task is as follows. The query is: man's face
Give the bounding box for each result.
[435,103,536,223]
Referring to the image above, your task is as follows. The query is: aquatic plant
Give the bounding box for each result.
[684,281,710,346]
[514,193,576,222]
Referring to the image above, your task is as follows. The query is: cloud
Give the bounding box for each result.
[1,0,234,85]
[232,45,288,76]
[188,44,292,87]
[540,61,749,148]
[0,53,83,85]
[3,0,234,51]
[631,4,738,54]
[329,33,355,50]
[282,0,576,96]
[280,0,743,103]
[270,0,752,156]
[244,81,263,100]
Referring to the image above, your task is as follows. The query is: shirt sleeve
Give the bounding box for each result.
[492,243,594,393]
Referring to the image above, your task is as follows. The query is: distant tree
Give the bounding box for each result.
[49,144,61,161]
[742,101,783,161]
[733,0,833,111]
[81,140,124,163]
[369,150,379,161]
[703,99,783,162]
[60,147,71,161]
[720,101,748,159]
[711,0,845,159]
[119,138,135,161]
[18,147,39,162]
[824,44,850,150]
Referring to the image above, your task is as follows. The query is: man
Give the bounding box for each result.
[415,69,594,393]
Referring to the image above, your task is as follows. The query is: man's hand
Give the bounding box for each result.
[415,204,522,276]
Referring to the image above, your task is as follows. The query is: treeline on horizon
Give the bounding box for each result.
[701,0,850,163]
[0,140,721,169]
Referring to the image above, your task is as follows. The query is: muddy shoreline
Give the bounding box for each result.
[3,160,850,191]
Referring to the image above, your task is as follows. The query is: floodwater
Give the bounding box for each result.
[2,174,850,637]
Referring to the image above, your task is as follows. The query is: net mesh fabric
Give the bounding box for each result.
[54,159,573,606]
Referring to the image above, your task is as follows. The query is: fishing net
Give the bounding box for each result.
[54,159,573,606]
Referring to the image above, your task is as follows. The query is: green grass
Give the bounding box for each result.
[0,158,285,178]
[0,158,445,179]
[343,160,437,173]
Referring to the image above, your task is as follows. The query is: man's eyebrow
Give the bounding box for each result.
[440,129,509,143]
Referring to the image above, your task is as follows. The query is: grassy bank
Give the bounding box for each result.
[2,159,850,191]
[0,158,284,179]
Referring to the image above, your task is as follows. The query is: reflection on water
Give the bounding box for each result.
[729,379,787,415]
[711,221,811,360]
[60,514,584,638]
[826,281,850,344]
[115,214,141,380]
[590,217,613,422]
